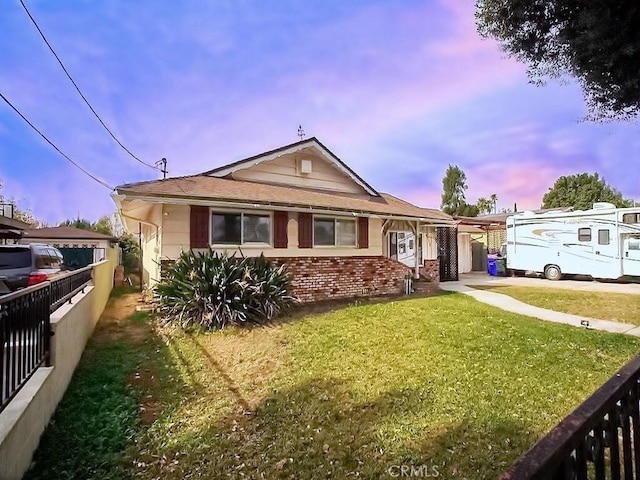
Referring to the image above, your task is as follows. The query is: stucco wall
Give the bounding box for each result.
[160,204,385,261]
[0,260,113,480]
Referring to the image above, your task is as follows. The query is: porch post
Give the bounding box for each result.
[414,220,420,279]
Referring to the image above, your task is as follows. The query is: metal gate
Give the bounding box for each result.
[436,226,458,281]
[471,240,487,271]
[58,247,94,270]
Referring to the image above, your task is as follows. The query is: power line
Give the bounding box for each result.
[19,0,162,173]
[0,91,114,190]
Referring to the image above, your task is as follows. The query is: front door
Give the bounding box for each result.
[396,232,416,267]
[622,236,640,277]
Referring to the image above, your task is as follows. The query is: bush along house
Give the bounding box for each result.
[112,138,457,302]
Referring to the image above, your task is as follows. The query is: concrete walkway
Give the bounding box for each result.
[440,282,640,337]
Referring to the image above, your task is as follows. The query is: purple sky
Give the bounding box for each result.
[1,0,639,225]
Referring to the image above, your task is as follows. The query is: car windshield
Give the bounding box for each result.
[0,248,31,269]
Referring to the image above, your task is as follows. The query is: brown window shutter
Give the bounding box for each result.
[273,211,288,248]
[358,216,369,249]
[298,213,312,248]
[190,205,209,248]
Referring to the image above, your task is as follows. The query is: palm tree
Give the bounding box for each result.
[489,193,498,214]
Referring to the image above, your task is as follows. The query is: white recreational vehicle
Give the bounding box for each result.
[505,203,640,280]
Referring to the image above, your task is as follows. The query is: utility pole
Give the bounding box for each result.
[155,158,168,179]
[297,125,305,140]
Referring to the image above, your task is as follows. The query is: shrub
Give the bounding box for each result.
[155,250,297,329]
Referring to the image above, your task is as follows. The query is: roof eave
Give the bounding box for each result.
[116,191,455,225]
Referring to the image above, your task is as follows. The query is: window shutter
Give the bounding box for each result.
[273,211,288,248]
[190,205,209,248]
[298,213,312,248]
[358,216,369,249]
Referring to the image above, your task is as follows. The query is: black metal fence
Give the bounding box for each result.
[50,265,93,313]
[0,267,93,413]
[502,355,640,480]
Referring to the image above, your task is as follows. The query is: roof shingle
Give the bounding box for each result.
[116,175,453,223]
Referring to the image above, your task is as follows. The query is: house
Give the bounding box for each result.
[112,137,457,302]
[0,203,31,243]
[20,226,119,269]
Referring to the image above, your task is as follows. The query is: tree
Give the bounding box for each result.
[58,215,114,235]
[118,233,140,274]
[541,173,633,210]
[489,193,498,214]
[476,1,640,120]
[477,194,499,215]
[93,215,115,236]
[0,178,45,226]
[59,217,94,231]
[441,165,478,216]
[476,197,492,215]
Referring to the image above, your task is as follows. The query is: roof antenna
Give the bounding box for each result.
[155,157,168,180]
[297,125,305,140]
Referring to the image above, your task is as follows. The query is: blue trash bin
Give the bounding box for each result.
[487,256,498,276]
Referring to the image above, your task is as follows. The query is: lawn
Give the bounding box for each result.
[472,285,640,325]
[26,291,640,480]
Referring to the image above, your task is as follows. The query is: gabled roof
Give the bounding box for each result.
[116,175,454,224]
[23,226,117,241]
[202,137,380,196]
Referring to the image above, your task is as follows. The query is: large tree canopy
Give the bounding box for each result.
[541,173,633,210]
[440,165,480,216]
[476,0,640,120]
[59,215,115,235]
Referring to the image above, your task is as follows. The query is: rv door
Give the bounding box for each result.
[622,237,640,277]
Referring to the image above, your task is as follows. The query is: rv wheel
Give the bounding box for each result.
[544,265,562,281]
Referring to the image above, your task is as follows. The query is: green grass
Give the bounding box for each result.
[24,309,177,480]
[109,284,140,299]
[28,292,640,479]
[472,285,640,325]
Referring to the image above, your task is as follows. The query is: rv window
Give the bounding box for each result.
[598,230,610,245]
[578,228,592,242]
[623,213,640,224]
[630,240,640,251]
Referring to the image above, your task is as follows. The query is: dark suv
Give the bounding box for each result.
[0,244,65,293]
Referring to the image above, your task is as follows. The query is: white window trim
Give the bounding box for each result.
[209,208,273,247]
[312,215,357,248]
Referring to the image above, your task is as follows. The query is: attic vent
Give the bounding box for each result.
[299,159,313,174]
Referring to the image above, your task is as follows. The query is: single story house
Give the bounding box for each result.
[0,204,31,243]
[113,137,457,302]
[20,226,119,269]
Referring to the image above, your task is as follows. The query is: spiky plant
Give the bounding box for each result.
[155,250,297,329]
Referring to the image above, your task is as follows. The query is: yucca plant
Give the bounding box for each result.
[155,250,297,329]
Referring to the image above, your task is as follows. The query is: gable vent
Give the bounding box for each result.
[298,159,313,174]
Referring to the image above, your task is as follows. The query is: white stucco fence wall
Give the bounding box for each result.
[0,259,114,480]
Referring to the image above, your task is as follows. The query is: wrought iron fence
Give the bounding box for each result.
[436,226,458,281]
[0,266,94,413]
[50,265,93,313]
[502,355,640,480]
[0,284,50,412]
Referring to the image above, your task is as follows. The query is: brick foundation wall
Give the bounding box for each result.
[419,259,440,283]
[273,256,412,303]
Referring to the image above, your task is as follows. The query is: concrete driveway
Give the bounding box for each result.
[457,272,640,295]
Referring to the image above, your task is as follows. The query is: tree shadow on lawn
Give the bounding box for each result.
[276,289,456,325]
[142,377,536,480]
[24,294,190,480]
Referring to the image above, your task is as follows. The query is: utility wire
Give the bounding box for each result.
[19,0,161,172]
[0,92,114,190]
